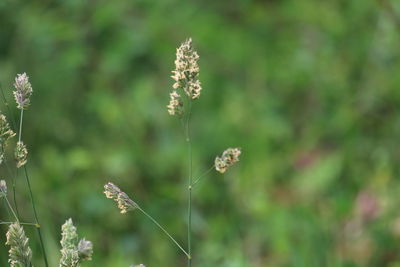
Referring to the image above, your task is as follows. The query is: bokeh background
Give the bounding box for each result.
[1,0,400,266]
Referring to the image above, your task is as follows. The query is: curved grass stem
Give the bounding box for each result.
[191,165,215,187]
[137,206,190,258]
[3,196,19,222]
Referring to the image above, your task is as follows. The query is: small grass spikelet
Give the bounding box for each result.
[215,147,241,173]
[78,238,93,261]
[59,218,93,267]
[0,113,16,164]
[6,222,33,267]
[15,141,28,168]
[104,182,138,213]
[171,38,202,100]
[0,179,7,198]
[13,73,33,110]
[167,90,184,116]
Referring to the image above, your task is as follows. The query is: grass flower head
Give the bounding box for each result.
[104,182,138,214]
[59,218,93,267]
[215,147,241,173]
[171,38,202,100]
[78,238,93,261]
[6,222,32,267]
[60,218,79,267]
[0,113,16,164]
[15,141,28,168]
[13,73,33,110]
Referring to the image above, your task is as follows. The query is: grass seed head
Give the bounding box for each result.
[6,223,32,267]
[215,147,241,173]
[0,113,16,164]
[104,182,138,214]
[78,238,93,261]
[15,141,28,168]
[13,73,33,110]
[171,38,202,101]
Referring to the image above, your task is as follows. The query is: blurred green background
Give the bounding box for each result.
[1,0,400,266]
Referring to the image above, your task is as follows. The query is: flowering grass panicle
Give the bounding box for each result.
[0,113,16,164]
[215,147,241,173]
[171,38,202,101]
[13,73,33,110]
[15,141,28,168]
[59,218,93,267]
[0,179,6,197]
[60,218,79,267]
[78,239,93,261]
[6,222,32,267]
[104,182,138,213]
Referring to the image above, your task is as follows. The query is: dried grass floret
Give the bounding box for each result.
[215,148,241,173]
[104,182,138,214]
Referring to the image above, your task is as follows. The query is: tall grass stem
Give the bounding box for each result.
[186,99,193,267]
[137,206,190,258]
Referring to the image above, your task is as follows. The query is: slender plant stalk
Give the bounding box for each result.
[3,196,19,222]
[191,165,215,187]
[0,221,37,226]
[186,99,193,266]
[18,109,23,142]
[137,206,190,258]
[17,108,49,267]
[23,166,49,267]
[3,199,12,220]
[3,158,20,218]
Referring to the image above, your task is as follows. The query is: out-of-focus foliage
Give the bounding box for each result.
[1,0,400,266]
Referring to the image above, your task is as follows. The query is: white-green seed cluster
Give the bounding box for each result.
[13,73,33,110]
[15,141,28,168]
[59,218,93,267]
[6,223,32,267]
[167,90,184,116]
[168,38,202,116]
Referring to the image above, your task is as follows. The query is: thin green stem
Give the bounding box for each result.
[191,165,215,187]
[13,173,19,218]
[18,109,23,142]
[186,99,193,266]
[0,221,38,227]
[3,196,19,222]
[3,199,12,220]
[137,206,190,258]
[23,166,49,267]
